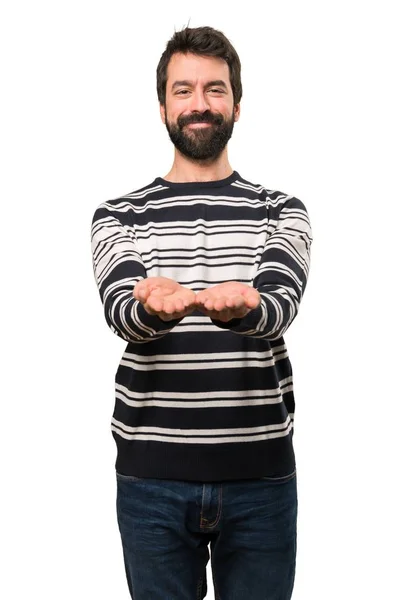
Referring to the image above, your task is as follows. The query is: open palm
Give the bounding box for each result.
[133,277,196,321]
[196,282,260,322]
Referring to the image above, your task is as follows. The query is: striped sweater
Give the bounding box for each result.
[91,170,312,482]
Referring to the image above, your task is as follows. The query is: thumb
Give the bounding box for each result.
[133,280,150,302]
[243,288,260,308]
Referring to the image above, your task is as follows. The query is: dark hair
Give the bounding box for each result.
[156,26,242,106]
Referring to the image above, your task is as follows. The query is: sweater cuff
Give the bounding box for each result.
[135,301,182,332]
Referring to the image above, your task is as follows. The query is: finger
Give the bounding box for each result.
[183,299,196,310]
[146,296,163,313]
[158,306,194,322]
[242,287,260,306]
[163,298,184,314]
[141,303,156,315]
[204,297,216,311]
[214,308,233,322]
[184,291,197,306]
[195,293,208,306]
[158,312,174,322]
[245,294,261,309]
[225,295,245,310]
[214,297,230,312]
[214,310,228,322]
[175,298,185,312]
[175,292,194,311]
[133,281,149,302]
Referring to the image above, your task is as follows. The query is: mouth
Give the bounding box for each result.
[185,122,213,129]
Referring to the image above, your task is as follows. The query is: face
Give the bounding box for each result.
[160,53,240,161]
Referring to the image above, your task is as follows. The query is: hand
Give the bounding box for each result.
[195,282,261,323]
[133,277,196,322]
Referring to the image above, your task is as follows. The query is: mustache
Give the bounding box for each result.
[177,111,224,128]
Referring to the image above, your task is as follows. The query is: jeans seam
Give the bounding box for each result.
[200,485,223,530]
[196,572,204,600]
[259,468,296,483]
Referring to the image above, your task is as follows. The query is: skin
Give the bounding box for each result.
[133,52,261,322]
[160,52,240,183]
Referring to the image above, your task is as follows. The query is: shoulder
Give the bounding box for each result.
[91,178,169,226]
[235,173,306,211]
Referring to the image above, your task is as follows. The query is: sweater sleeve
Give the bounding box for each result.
[211,194,313,340]
[91,201,181,343]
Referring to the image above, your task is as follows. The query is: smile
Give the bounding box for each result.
[186,123,213,129]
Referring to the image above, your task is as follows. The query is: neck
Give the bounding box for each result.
[163,149,233,183]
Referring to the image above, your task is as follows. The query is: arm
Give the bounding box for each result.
[197,195,312,340]
[91,202,192,343]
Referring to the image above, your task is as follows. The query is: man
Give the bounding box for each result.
[91,25,312,600]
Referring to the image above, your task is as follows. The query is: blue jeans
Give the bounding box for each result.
[116,471,297,600]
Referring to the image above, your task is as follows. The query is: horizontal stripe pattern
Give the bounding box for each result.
[115,380,293,407]
[111,417,293,444]
[91,171,312,480]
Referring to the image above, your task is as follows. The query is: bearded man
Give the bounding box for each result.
[91,25,312,600]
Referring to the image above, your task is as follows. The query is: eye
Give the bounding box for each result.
[208,88,225,95]
[176,90,190,95]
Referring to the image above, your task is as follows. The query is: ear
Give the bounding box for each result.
[234,103,241,122]
[160,103,166,124]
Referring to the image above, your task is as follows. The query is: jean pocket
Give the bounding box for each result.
[259,469,296,483]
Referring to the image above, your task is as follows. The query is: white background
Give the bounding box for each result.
[1,0,399,598]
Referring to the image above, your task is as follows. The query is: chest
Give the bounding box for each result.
[134,208,271,286]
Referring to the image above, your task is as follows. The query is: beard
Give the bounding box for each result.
[165,109,235,161]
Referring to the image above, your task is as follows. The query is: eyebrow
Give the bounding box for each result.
[171,79,228,90]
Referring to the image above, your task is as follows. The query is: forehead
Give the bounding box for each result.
[166,52,231,88]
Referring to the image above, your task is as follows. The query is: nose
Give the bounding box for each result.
[188,89,210,113]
